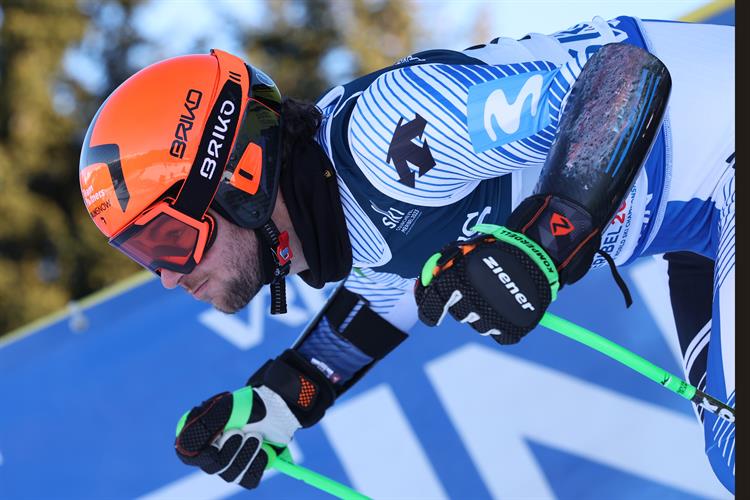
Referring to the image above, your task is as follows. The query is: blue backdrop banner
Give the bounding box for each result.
[0,257,730,499]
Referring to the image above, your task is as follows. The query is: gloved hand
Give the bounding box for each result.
[415,224,560,344]
[175,349,337,489]
[175,385,300,489]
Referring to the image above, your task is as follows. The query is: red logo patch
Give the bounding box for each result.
[550,213,575,236]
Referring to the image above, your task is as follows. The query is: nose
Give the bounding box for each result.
[160,269,183,289]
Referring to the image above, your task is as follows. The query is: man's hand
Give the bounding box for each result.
[174,349,337,489]
[415,224,559,344]
[175,385,301,489]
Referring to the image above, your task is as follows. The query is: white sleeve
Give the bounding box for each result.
[347,59,574,207]
[463,16,628,66]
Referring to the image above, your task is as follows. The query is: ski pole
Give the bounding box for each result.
[539,312,735,423]
[261,444,371,500]
[176,389,372,500]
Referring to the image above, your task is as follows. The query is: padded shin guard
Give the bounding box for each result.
[535,43,671,226]
[509,43,671,286]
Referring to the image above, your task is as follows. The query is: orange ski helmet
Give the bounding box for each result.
[79,49,283,276]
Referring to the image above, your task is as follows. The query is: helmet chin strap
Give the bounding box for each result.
[210,202,291,314]
[255,220,293,314]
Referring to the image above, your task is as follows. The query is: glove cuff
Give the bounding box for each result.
[248,349,337,428]
[506,194,601,285]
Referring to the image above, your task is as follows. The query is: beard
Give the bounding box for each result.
[216,265,262,314]
[213,226,264,314]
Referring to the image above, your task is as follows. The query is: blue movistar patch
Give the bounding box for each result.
[467,70,556,153]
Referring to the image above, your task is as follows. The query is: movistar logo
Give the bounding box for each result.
[484,74,543,140]
[467,70,554,153]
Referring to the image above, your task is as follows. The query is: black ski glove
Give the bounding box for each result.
[174,385,300,489]
[175,350,336,489]
[415,224,560,344]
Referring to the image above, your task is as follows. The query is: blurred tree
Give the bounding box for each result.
[468,3,495,49]
[342,0,418,75]
[64,0,148,294]
[228,0,416,101]
[0,0,146,336]
[0,0,89,335]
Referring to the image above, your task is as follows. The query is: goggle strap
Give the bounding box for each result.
[173,77,244,220]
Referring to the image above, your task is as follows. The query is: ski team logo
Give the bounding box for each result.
[386,113,436,188]
[550,212,574,236]
[370,201,422,234]
[467,70,555,153]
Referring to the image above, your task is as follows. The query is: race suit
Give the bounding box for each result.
[308,16,734,492]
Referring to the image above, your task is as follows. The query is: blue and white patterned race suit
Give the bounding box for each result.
[304,16,734,492]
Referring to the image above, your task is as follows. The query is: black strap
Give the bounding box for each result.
[596,249,633,308]
[256,221,291,315]
[173,80,243,219]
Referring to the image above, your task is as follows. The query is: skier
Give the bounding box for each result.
[79,15,734,493]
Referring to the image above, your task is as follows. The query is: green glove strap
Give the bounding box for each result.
[175,386,255,437]
[175,391,371,498]
[420,252,442,287]
[226,386,254,430]
[176,410,189,436]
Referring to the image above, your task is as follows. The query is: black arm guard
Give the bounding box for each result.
[248,283,408,427]
[291,283,408,395]
[508,43,671,285]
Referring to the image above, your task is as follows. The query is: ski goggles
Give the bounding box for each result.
[109,199,216,275]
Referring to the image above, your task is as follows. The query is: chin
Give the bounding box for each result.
[213,302,240,315]
[213,295,251,315]
[214,280,262,314]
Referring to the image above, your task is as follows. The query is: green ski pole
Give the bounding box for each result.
[176,388,371,500]
[539,312,735,423]
[261,443,370,500]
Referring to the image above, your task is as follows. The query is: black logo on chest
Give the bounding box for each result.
[386,113,436,188]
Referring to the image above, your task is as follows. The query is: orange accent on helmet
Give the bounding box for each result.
[229,142,263,195]
[79,49,284,274]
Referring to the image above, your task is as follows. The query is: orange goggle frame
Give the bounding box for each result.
[109,200,215,275]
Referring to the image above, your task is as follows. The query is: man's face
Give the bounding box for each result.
[159,209,263,313]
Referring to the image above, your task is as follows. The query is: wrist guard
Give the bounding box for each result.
[247,349,337,428]
[506,194,599,286]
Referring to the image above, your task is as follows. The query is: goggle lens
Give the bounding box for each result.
[109,205,212,275]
